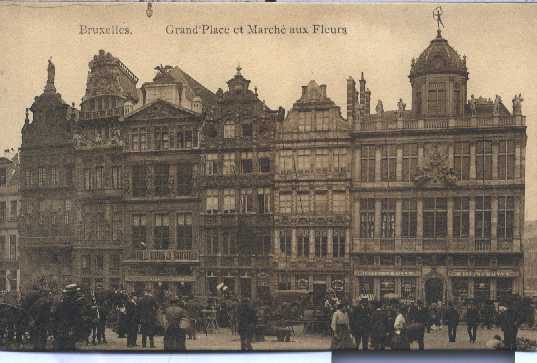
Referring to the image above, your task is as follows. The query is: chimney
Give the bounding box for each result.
[320,84,327,99]
[359,72,366,118]
[301,85,307,98]
[365,88,371,116]
[346,77,356,122]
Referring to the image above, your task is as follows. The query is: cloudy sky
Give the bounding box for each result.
[0,2,536,217]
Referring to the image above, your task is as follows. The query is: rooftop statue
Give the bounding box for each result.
[47,58,55,85]
[512,93,524,116]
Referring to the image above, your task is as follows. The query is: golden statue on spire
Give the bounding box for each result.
[433,6,444,34]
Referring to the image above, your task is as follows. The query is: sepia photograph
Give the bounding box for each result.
[0,1,536,352]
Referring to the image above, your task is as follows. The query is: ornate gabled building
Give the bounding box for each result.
[349,29,526,304]
[19,60,78,289]
[273,81,351,304]
[195,67,284,300]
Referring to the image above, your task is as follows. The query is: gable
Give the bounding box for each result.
[124,99,198,122]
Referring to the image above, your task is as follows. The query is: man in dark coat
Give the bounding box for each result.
[237,298,257,351]
[350,298,371,351]
[445,301,459,343]
[126,295,139,347]
[499,303,520,350]
[370,305,388,350]
[465,302,480,343]
[163,297,187,351]
[138,290,158,348]
[414,301,430,333]
[25,289,52,350]
[53,284,86,351]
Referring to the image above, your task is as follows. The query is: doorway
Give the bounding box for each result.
[425,278,444,305]
[313,283,327,306]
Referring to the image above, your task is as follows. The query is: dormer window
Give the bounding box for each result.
[224,122,236,139]
[427,81,447,115]
[242,123,253,138]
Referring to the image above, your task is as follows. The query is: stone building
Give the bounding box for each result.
[349,30,526,304]
[0,154,21,293]
[195,67,284,300]
[273,81,351,304]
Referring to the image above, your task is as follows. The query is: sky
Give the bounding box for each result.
[0,2,536,217]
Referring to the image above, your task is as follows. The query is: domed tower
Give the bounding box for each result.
[409,29,468,118]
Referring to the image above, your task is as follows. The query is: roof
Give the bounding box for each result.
[123,98,199,120]
[153,66,216,106]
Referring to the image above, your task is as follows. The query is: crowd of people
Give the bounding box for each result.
[328,297,532,351]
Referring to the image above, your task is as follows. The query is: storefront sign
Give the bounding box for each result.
[332,279,345,291]
[448,270,518,277]
[354,270,418,277]
[126,275,195,282]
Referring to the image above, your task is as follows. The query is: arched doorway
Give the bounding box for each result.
[425,278,443,305]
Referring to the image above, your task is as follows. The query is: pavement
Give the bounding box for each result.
[74,325,537,351]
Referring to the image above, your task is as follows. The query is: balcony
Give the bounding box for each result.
[355,115,525,133]
[200,255,272,268]
[475,239,492,251]
[125,249,199,263]
[79,107,125,121]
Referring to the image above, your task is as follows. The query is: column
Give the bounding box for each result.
[309,229,315,261]
[417,199,423,250]
[418,144,424,169]
[490,279,497,300]
[353,148,361,182]
[353,200,360,252]
[291,228,297,257]
[514,196,520,243]
[515,143,521,180]
[491,197,498,251]
[327,228,333,258]
[374,199,381,239]
[374,278,381,300]
[396,147,403,181]
[395,199,402,249]
[375,146,381,182]
[470,143,477,180]
[447,198,454,240]
[448,143,454,169]
[274,228,280,257]
[492,142,498,180]
[345,228,351,257]
[469,197,476,250]
[468,278,475,298]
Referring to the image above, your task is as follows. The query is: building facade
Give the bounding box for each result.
[273,81,352,303]
[349,30,526,304]
[0,154,21,292]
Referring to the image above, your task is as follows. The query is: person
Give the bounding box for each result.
[499,303,520,350]
[163,297,187,351]
[486,334,505,350]
[350,298,371,351]
[53,284,86,351]
[25,288,52,350]
[481,300,495,330]
[330,303,353,349]
[465,301,480,343]
[370,304,388,350]
[392,306,409,351]
[237,297,257,351]
[126,294,139,348]
[414,301,430,333]
[138,290,158,348]
[445,302,459,343]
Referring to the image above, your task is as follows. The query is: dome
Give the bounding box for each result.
[410,31,468,79]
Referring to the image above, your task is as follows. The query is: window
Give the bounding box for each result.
[176,213,193,250]
[296,191,311,214]
[380,277,396,300]
[361,145,376,182]
[9,235,16,261]
[131,128,140,151]
[24,169,32,187]
[401,277,417,301]
[240,153,253,174]
[111,166,122,190]
[95,255,104,274]
[381,199,396,239]
[207,231,218,255]
[279,229,291,256]
[296,150,311,174]
[132,165,147,197]
[110,255,120,274]
[315,111,330,131]
[154,214,170,249]
[297,229,309,257]
[0,236,5,259]
[402,144,418,182]
[38,167,46,186]
[257,188,271,214]
[333,192,346,214]
[205,154,219,176]
[314,191,328,214]
[475,196,491,240]
[154,164,169,196]
[454,197,469,239]
[9,200,17,220]
[497,196,514,241]
[359,277,374,296]
[154,126,169,150]
[184,130,193,148]
[314,229,328,257]
[176,131,184,149]
[401,199,417,238]
[239,189,254,213]
[0,168,6,186]
[223,189,236,213]
[94,166,104,190]
[112,212,122,241]
[222,231,236,255]
[333,229,346,257]
[0,202,5,222]
[279,151,293,174]
[427,82,447,114]
[259,232,272,256]
[278,273,291,290]
[242,123,253,138]
[83,168,92,191]
[81,255,91,274]
[224,122,235,139]
[140,128,148,151]
[333,149,347,174]
[176,163,193,195]
[50,167,58,186]
[381,145,397,181]
[279,193,292,214]
[454,143,470,180]
[423,198,447,239]
[298,112,312,132]
[258,152,271,173]
[223,153,236,175]
[476,141,493,180]
[315,150,329,174]
[498,141,516,180]
[360,199,375,238]
[206,190,219,213]
[132,214,147,245]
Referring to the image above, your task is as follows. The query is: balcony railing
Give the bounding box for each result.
[475,239,492,251]
[353,238,520,253]
[133,249,199,262]
[200,255,272,268]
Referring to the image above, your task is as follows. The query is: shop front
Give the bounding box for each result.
[448,270,519,302]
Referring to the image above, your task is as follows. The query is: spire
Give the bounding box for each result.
[236,64,242,76]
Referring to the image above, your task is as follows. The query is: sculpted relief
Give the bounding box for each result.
[414,143,457,187]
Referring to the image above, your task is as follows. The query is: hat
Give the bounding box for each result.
[62,283,80,294]
[360,297,369,303]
